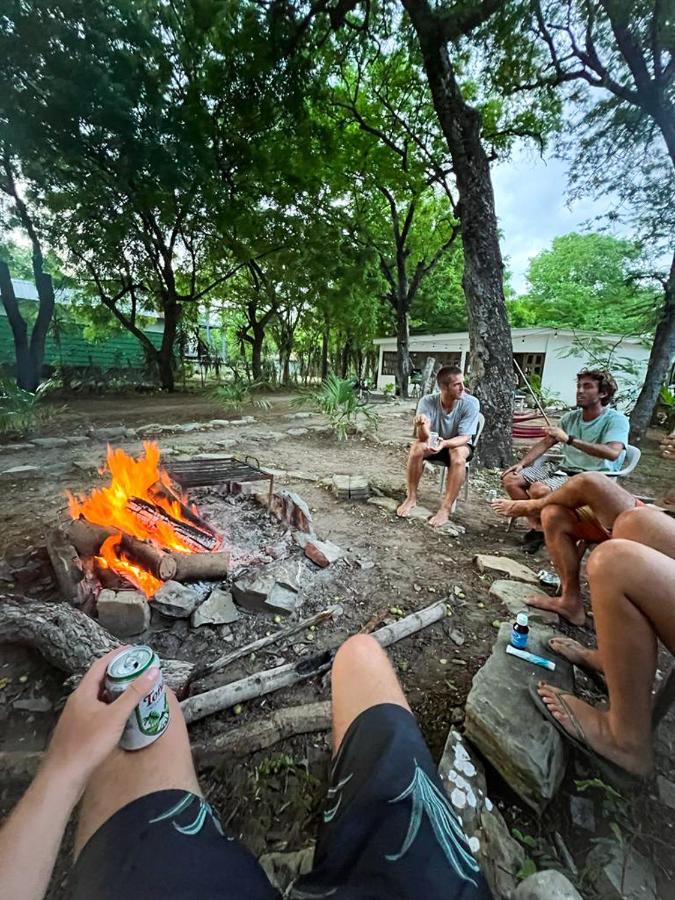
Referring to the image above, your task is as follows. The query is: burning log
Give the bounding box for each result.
[170,550,230,581]
[128,497,220,552]
[46,527,96,612]
[0,597,194,696]
[148,480,219,539]
[66,519,116,557]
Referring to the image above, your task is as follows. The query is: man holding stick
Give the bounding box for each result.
[502,369,629,552]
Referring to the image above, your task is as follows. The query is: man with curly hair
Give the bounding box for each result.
[501,369,629,553]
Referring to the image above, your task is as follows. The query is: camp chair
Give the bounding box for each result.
[427,412,485,507]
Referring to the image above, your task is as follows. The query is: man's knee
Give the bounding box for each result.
[529,481,551,499]
[612,505,662,541]
[449,448,468,468]
[587,538,638,581]
[540,503,575,531]
[333,634,383,675]
[503,472,526,496]
[572,471,607,493]
[409,440,427,460]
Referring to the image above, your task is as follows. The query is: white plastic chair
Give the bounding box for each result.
[428,412,485,504]
[604,444,641,479]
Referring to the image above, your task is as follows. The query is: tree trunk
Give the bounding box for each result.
[156,297,180,391]
[401,0,514,466]
[321,325,329,381]
[396,303,412,398]
[251,327,264,381]
[29,271,55,386]
[0,262,37,390]
[630,252,675,443]
[340,337,352,379]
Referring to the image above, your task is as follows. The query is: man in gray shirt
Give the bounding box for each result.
[397,365,481,527]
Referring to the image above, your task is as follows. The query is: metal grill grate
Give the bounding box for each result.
[163,455,274,504]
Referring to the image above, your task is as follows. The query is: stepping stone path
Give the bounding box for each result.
[464,622,573,813]
[473,554,539,584]
[489,579,558,625]
[0,465,41,480]
[333,474,370,500]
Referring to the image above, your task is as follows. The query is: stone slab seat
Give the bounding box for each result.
[464,622,573,814]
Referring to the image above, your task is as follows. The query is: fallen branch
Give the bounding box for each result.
[193,606,340,680]
[0,597,194,696]
[182,600,446,724]
[192,701,332,765]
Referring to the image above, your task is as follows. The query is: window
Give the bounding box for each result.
[513,352,546,384]
[381,351,398,375]
[380,350,461,377]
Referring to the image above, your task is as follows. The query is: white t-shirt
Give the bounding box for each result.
[416,392,481,440]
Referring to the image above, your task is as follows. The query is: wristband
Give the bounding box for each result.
[567,435,575,446]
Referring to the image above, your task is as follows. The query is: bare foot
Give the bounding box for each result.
[548,637,603,673]
[396,496,417,518]
[537,683,653,776]
[491,498,539,518]
[526,592,586,627]
[428,507,450,527]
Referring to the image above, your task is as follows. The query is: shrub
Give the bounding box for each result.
[295,374,379,441]
[0,378,58,436]
[211,381,271,411]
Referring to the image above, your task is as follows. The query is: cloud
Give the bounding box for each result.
[491,148,615,295]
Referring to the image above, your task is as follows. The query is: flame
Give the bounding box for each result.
[68,441,200,554]
[97,535,163,597]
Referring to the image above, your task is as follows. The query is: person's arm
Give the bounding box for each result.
[441,434,471,449]
[502,435,557,477]
[0,649,159,900]
[543,426,624,461]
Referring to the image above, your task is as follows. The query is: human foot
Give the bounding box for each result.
[396,497,417,517]
[548,637,602,673]
[491,498,540,518]
[536,683,653,777]
[428,507,450,527]
[526,592,586,627]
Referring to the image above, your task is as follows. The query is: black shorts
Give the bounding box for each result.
[427,444,474,465]
[70,705,490,899]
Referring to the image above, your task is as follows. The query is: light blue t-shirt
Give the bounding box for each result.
[560,407,629,472]
[416,392,481,440]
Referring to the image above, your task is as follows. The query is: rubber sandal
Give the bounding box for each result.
[546,639,607,694]
[528,681,645,790]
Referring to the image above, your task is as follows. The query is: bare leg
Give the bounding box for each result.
[538,539,675,775]
[74,691,201,858]
[525,504,587,625]
[330,635,410,755]
[493,472,635,530]
[613,505,675,557]
[428,446,470,527]
[397,441,427,517]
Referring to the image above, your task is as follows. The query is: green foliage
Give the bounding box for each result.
[295,374,379,441]
[0,378,57,435]
[509,233,657,332]
[516,858,537,881]
[211,382,271,412]
[561,335,647,407]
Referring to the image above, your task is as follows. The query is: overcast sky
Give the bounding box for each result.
[491,147,613,296]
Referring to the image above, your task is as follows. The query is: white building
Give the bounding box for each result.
[373,327,651,407]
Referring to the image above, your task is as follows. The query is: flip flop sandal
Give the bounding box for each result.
[546,639,607,695]
[528,681,644,790]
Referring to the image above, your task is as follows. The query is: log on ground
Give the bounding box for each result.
[0,597,194,696]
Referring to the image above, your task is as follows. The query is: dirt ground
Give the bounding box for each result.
[0,389,673,898]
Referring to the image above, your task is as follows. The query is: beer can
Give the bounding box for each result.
[105,645,170,751]
[429,431,441,449]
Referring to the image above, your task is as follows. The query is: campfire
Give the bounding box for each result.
[66,442,231,598]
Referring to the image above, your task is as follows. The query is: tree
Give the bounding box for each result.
[529,0,675,441]
[510,232,658,332]
[0,153,56,391]
[0,0,309,390]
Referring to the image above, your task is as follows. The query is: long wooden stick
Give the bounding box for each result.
[182,600,446,725]
[512,358,552,426]
[193,606,340,679]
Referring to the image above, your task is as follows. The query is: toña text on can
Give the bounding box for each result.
[105,645,170,751]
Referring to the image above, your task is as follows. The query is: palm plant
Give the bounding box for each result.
[295,374,379,441]
[211,381,271,412]
[0,378,56,436]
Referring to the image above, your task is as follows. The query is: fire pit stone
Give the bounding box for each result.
[97,588,150,637]
[293,533,344,568]
[232,569,301,617]
[191,588,240,627]
[153,580,204,619]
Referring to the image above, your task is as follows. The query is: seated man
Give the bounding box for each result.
[502,368,629,552]
[0,638,490,900]
[397,365,480,528]
[492,471,643,624]
[534,505,675,778]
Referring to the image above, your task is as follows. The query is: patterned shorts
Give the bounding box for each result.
[70,705,490,900]
[519,459,570,492]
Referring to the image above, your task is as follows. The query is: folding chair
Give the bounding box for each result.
[428,412,485,508]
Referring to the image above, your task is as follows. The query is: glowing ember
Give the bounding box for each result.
[97,535,163,597]
[68,442,216,597]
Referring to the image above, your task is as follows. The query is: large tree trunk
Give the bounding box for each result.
[630,252,675,443]
[396,303,412,398]
[251,326,264,381]
[30,270,55,385]
[157,298,179,391]
[320,323,329,380]
[0,262,37,390]
[401,0,513,466]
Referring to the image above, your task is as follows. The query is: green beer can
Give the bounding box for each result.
[105,645,170,750]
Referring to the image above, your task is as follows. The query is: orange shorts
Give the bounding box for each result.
[574,498,645,543]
